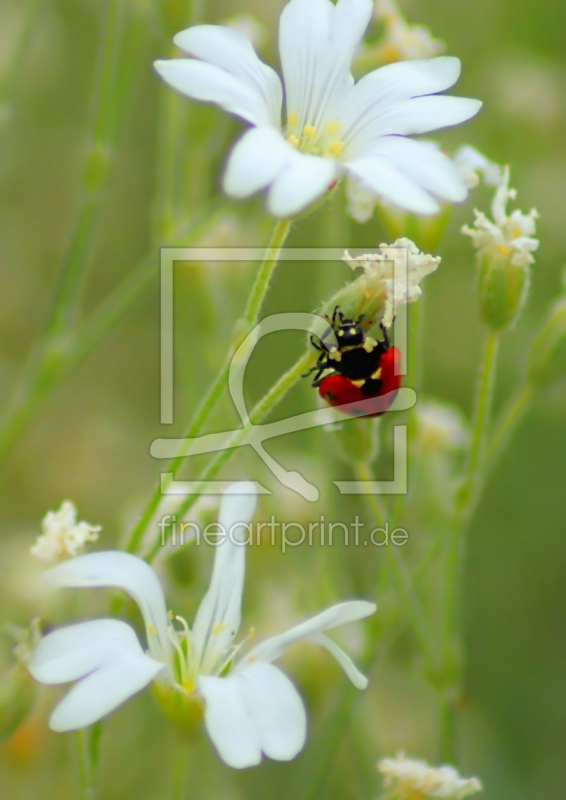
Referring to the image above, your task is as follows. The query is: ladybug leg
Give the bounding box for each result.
[380,322,390,348]
[310,335,323,352]
[355,313,366,325]
[332,305,339,325]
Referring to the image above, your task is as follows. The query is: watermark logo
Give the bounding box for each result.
[152,248,415,500]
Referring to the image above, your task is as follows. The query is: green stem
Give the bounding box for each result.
[441,331,500,753]
[48,0,121,338]
[75,729,97,800]
[357,463,436,671]
[143,348,314,562]
[242,218,291,329]
[124,218,292,556]
[170,735,190,800]
[459,331,500,517]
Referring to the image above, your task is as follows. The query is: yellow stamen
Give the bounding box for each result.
[248,627,256,641]
[167,610,174,619]
[288,134,299,148]
[182,679,195,693]
[303,124,316,139]
[497,245,511,255]
[327,139,344,157]
[326,121,341,134]
[512,227,522,238]
[212,622,224,635]
[287,112,297,126]
[147,623,157,636]
[248,656,257,663]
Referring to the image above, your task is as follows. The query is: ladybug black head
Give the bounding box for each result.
[335,320,364,349]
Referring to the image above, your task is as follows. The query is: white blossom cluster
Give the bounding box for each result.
[343,238,441,327]
[30,501,100,563]
[462,166,539,268]
[378,754,482,799]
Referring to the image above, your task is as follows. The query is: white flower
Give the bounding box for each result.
[154,0,481,218]
[462,166,539,268]
[29,485,375,769]
[378,754,482,799]
[343,238,440,327]
[373,0,445,62]
[452,146,502,189]
[30,501,101,563]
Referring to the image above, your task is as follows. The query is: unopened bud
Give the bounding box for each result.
[527,297,566,389]
[477,252,530,332]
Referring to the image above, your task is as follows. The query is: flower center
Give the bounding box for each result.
[285,114,345,159]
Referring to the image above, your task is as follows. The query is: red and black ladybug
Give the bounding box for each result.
[308,306,402,417]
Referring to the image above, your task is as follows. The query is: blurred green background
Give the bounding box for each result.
[1,0,566,797]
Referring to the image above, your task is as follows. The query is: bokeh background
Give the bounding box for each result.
[1,0,566,797]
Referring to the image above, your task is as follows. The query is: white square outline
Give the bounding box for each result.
[156,247,413,496]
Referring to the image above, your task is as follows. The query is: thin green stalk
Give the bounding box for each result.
[75,729,97,800]
[443,331,501,642]
[143,348,314,562]
[170,735,190,800]
[48,0,121,338]
[124,218,292,556]
[440,331,500,757]
[357,464,436,671]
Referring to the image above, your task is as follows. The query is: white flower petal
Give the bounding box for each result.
[242,600,376,665]
[267,153,337,218]
[340,57,463,153]
[218,481,258,536]
[173,25,282,126]
[154,59,269,127]
[346,157,440,214]
[366,137,468,203]
[191,484,257,671]
[199,674,262,768]
[48,650,164,732]
[223,127,294,199]
[308,632,368,689]
[29,619,145,684]
[40,552,171,661]
[280,0,372,130]
[369,95,482,139]
[350,57,461,109]
[235,662,306,761]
